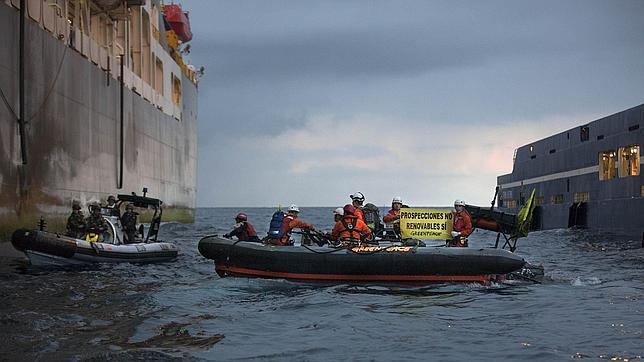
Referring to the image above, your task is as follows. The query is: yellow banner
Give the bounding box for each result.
[399,208,453,240]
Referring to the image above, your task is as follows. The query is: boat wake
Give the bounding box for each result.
[570,276,602,286]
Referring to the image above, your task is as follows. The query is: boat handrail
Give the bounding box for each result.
[104,217,123,245]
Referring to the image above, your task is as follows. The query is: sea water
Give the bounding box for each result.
[0,207,642,361]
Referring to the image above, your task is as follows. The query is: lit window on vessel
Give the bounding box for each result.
[573,192,590,203]
[550,194,564,204]
[598,150,617,180]
[618,145,640,177]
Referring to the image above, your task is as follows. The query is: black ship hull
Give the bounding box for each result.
[497,104,644,236]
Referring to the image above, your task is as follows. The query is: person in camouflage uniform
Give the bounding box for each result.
[120,203,138,243]
[86,203,108,239]
[104,195,120,217]
[65,201,86,238]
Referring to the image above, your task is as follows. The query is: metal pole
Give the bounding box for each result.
[490,186,499,211]
[19,0,27,165]
[118,55,124,189]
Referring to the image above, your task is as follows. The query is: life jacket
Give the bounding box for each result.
[362,203,383,233]
[267,211,286,239]
[238,222,260,241]
[245,222,258,238]
[332,215,373,243]
[339,217,361,241]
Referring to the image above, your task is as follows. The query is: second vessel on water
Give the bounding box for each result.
[11,194,178,266]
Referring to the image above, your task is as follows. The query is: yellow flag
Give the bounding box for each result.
[513,189,536,239]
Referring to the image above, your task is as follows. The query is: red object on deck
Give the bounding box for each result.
[164,4,193,42]
[474,218,501,232]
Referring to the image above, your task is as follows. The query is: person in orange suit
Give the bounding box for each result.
[347,191,366,223]
[449,199,473,247]
[267,204,315,246]
[224,212,260,242]
[331,205,373,246]
[383,196,404,237]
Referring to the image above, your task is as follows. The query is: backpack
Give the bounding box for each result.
[362,203,383,234]
[267,210,286,238]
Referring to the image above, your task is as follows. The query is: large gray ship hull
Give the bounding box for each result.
[497,104,643,237]
[0,2,197,238]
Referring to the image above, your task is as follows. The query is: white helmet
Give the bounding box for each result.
[350,192,365,202]
[392,196,403,204]
[287,204,300,213]
[333,207,344,216]
[454,199,466,207]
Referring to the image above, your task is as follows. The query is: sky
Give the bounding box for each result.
[183,0,644,208]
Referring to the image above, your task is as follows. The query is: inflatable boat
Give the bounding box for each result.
[11,229,178,266]
[198,236,527,284]
[11,194,178,266]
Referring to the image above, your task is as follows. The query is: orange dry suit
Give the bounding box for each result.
[449,209,473,247]
[383,209,400,223]
[353,206,367,224]
[267,214,314,246]
[383,208,401,236]
[331,215,373,244]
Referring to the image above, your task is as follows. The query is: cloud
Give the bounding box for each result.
[190,0,644,86]
[254,113,587,175]
[199,112,589,207]
[189,0,644,208]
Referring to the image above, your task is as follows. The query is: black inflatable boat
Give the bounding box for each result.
[198,236,527,284]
